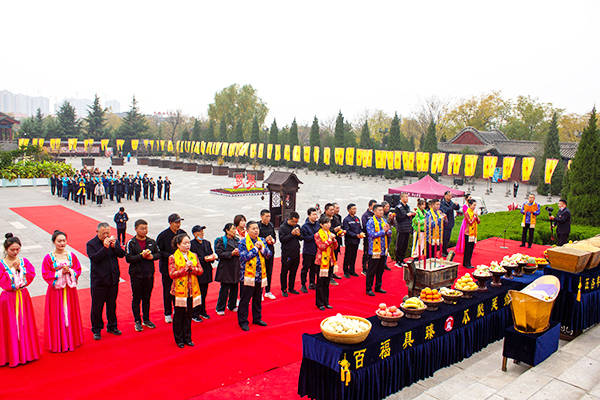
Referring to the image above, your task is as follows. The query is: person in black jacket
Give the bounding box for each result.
[163,177,171,200]
[149,178,156,201]
[440,191,459,256]
[215,223,240,315]
[278,211,303,296]
[342,203,364,277]
[86,222,126,340]
[550,199,571,246]
[125,219,159,332]
[50,174,57,195]
[142,174,149,199]
[190,225,217,321]
[300,207,320,293]
[114,207,128,244]
[134,178,142,202]
[116,177,124,203]
[157,176,163,199]
[258,209,277,300]
[156,213,186,323]
[394,193,415,263]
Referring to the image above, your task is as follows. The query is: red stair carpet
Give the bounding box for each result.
[3,205,548,400]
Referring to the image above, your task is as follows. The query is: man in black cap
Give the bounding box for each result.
[190,225,217,321]
[156,213,186,323]
[114,207,128,245]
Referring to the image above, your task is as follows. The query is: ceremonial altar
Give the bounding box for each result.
[298,281,520,400]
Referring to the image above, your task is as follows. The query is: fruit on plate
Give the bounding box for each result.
[322,313,370,335]
[402,297,426,309]
[419,287,442,302]
[454,273,478,291]
[375,303,403,318]
[473,265,491,277]
[440,287,462,296]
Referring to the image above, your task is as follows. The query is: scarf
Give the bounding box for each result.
[318,228,336,277]
[243,234,267,287]
[77,181,86,195]
[426,209,444,245]
[172,249,201,307]
[371,216,388,258]
[522,202,539,228]
[1,258,26,339]
[50,252,77,327]
[466,207,478,243]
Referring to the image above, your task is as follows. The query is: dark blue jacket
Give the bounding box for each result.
[342,214,362,246]
[301,218,320,255]
[440,199,460,228]
[114,212,128,230]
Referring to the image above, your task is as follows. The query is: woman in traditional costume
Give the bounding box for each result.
[411,199,427,259]
[0,233,40,367]
[314,215,338,310]
[42,230,84,353]
[463,199,481,269]
[455,193,472,254]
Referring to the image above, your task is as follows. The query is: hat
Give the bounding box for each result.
[192,225,206,233]
[168,213,184,223]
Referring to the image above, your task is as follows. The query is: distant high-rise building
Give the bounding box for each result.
[0,90,50,117]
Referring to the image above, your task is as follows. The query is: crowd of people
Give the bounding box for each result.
[49,167,173,206]
[1,191,572,367]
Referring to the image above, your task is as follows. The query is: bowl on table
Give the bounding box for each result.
[320,315,372,344]
[515,262,527,277]
[400,303,427,319]
[457,286,478,299]
[473,273,492,291]
[490,269,506,287]
[523,263,538,275]
[375,310,404,327]
[503,263,517,279]
[422,298,444,311]
[440,288,463,305]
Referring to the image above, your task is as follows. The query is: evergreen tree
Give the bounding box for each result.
[422,119,439,153]
[289,118,299,145]
[191,118,202,141]
[537,112,564,195]
[206,120,216,141]
[233,120,244,141]
[566,108,600,224]
[118,97,148,146]
[268,119,279,144]
[219,118,228,141]
[181,129,190,141]
[250,116,260,142]
[33,108,45,137]
[359,121,372,148]
[56,101,81,138]
[408,136,415,151]
[309,116,320,147]
[388,113,403,150]
[85,94,107,140]
[334,111,345,147]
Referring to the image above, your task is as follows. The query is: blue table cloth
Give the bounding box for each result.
[298,281,520,400]
[503,321,560,366]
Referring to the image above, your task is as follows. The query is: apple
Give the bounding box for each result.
[389,306,398,313]
[393,311,401,317]
[378,303,387,310]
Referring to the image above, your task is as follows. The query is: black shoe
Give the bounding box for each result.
[177,343,185,348]
[350,272,359,277]
[344,273,350,278]
[519,244,525,247]
[253,320,268,327]
[240,324,249,331]
[185,341,195,347]
[366,290,375,296]
[375,288,387,294]
[134,321,143,332]
[308,283,316,290]
[93,333,101,340]
[282,290,288,297]
[289,289,300,295]
[330,279,339,286]
[332,274,342,280]
[528,244,532,248]
[318,306,326,311]
[142,320,156,329]
[301,285,308,293]
[325,304,333,309]
[464,265,474,269]
[107,328,122,336]
[200,314,210,320]
[192,317,203,323]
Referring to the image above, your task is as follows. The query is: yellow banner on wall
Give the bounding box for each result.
[143,139,149,149]
[194,142,200,154]
[521,157,535,181]
[374,150,385,169]
[483,155,498,179]
[275,145,282,161]
[502,157,516,180]
[446,153,462,175]
[200,141,206,154]
[544,158,559,184]
[323,147,331,165]
[18,138,30,147]
[431,153,445,174]
[250,143,257,158]
[386,151,395,171]
[346,147,355,166]
[356,149,364,167]
[303,146,311,163]
[464,155,478,177]
[293,145,301,162]
[131,139,139,151]
[215,142,223,155]
[416,152,430,172]
[67,138,78,151]
[334,148,345,166]
[313,146,320,164]
[168,141,174,152]
[115,139,124,151]
[37,138,44,148]
[222,142,229,156]
[282,145,290,161]
[267,144,273,159]
[402,151,415,171]
[365,149,373,168]
[160,140,165,151]
[258,143,264,159]
[393,151,402,170]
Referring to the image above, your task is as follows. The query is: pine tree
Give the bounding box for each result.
[250,116,260,142]
[181,129,190,141]
[359,121,372,148]
[537,112,564,196]
[309,116,320,147]
[234,120,244,141]
[334,111,345,147]
[269,119,279,144]
[388,113,403,150]
[191,118,202,141]
[56,101,81,138]
[289,118,299,145]
[567,108,600,224]
[422,119,438,153]
[408,136,415,151]
[206,120,216,141]
[85,94,107,140]
[118,97,148,147]
[219,118,228,142]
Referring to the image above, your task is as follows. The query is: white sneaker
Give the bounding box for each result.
[265,292,276,300]
[216,311,225,316]
[164,315,172,323]
[261,294,264,301]
[232,307,238,312]
[236,299,240,307]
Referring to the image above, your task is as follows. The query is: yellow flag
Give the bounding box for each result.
[258,143,264,158]
[366,149,373,167]
[67,138,77,151]
[430,153,439,174]
[521,157,536,181]
[143,139,149,149]
[483,155,498,179]
[303,146,311,163]
[37,138,44,148]
[431,153,446,174]
[356,149,364,167]
[402,151,415,171]
[215,142,223,155]
[323,147,331,165]
[282,145,289,161]
[18,138,29,147]
[228,143,237,157]
[200,141,206,155]
[313,146,320,164]
[416,152,430,172]
[544,158,559,184]
[160,140,165,151]
[345,147,355,166]
[452,154,462,175]
[222,142,229,157]
[32,138,38,147]
[241,142,250,156]
[194,142,200,154]
[464,155,478,177]
[99,139,108,151]
[386,151,395,170]
[292,145,301,162]
[334,148,345,166]
[167,141,174,152]
[114,139,124,151]
[502,157,516,180]
[250,143,257,158]
[394,151,402,170]
[131,139,139,151]
[267,144,273,159]
[275,144,282,161]
[374,150,385,169]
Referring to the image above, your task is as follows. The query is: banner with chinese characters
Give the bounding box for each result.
[374,150,385,169]
[67,138,78,151]
[335,148,345,166]
[293,145,301,162]
[266,144,273,159]
[284,145,291,161]
[274,144,282,161]
[36,138,44,148]
[402,151,415,171]
[303,146,311,163]
[394,151,402,170]
[18,138,30,147]
[502,157,516,181]
[521,157,535,181]
[323,147,331,165]
[482,155,498,179]
[131,139,139,151]
[221,142,229,157]
[544,158,559,184]
[447,153,462,175]
[258,143,264,158]
[313,146,320,164]
[355,149,364,167]
[431,153,445,174]
[464,155,478,177]
[415,152,430,172]
[346,147,355,166]
[250,143,257,158]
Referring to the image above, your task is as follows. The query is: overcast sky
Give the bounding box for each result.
[2,0,598,125]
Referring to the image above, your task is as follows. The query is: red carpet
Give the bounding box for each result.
[4,206,548,400]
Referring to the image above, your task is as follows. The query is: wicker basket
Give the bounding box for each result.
[320,315,372,344]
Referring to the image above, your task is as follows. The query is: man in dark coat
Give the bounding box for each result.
[394,193,415,263]
[157,176,163,199]
[550,199,571,246]
[190,225,217,321]
[163,177,171,200]
[155,213,186,323]
[50,174,57,195]
[300,207,320,292]
[149,178,156,201]
[116,178,124,203]
[114,207,128,244]
[134,178,142,202]
[440,191,459,256]
[278,211,303,296]
[125,219,159,332]
[142,174,149,199]
[342,203,364,277]
[86,222,126,340]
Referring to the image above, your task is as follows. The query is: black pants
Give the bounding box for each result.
[463,235,475,267]
[238,284,262,326]
[442,225,453,255]
[300,254,316,286]
[51,185,56,195]
[78,194,85,205]
[264,253,274,293]
[97,196,103,205]
[281,254,300,292]
[150,190,154,201]
[395,232,410,262]
[343,243,359,274]
[143,187,148,199]
[362,238,369,272]
[192,283,209,318]
[173,296,192,345]
[117,228,126,245]
[130,275,153,322]
[161,273,174,316]
[521,224,535,246]
[158,187,162,199]
[109,191,114,201]
[316,276,330,307]
[366,256,385,292]
[216,282,238,312]
[557,232,569,246]
[57,185,62,196]
[87,190,91,200]
[135,191,140,202]
[164,189,170,200]
[116,193,121,203]
[90,283,118,334]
